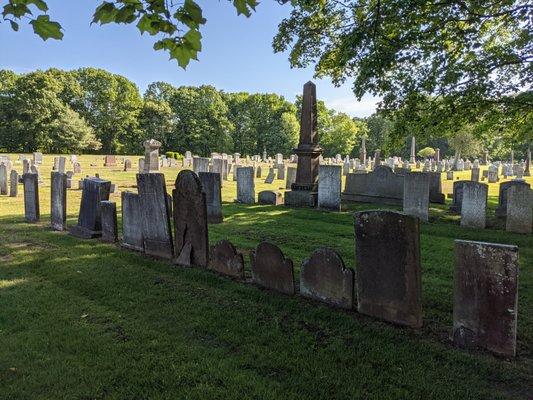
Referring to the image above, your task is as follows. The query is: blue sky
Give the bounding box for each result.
[0,0,379,117]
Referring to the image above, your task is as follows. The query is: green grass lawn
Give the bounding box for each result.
[0,155,532,399]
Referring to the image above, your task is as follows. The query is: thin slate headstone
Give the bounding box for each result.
[70,177,111,238]
[9,169,18,197]
[236,166,255,204]
[193,157,210,174]
[317,165,342,211]
[50,172,67,231]
[100,201,118,243]
[461,182,488,229]
[137,173,173,259]
[403,172,430,222]
[250,242,295,295]
[506,185,532,234]
[453,240,519,357]
[264,168,275,184]
[172,170,208,267]
[121,191,144,251]
[209,240,245,280]
[0,163,7,195]
[496,180,531,217]
[286,166,297,189]
[258,190,283,205]
[198,172,223,224]
[354,210,422,328]
[449,181,468,213]
[300,247,354,309]
[23,173,40,223]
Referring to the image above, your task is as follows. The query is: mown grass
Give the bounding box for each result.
[0,155,531,399]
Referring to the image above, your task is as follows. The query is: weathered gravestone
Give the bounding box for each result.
[51,172,67,231]
[453,240,519,357]
[236,167,255,204]
[354,210,422,328]
[0,163,7,195]
[449,181,468,213]
[70,178,111,238]
[136,173,173,259]
[193,157,210,175]
[506,185,532,234]
[138,158,145,173]
[172,170,208,267]
[123,159,132,171]
[121,191,144,251]
[300,247,354,309]
[250,242,295,295]
[264,168,276,184]
[317,165,342,211]
[143,139,161,173]
[446,170,454,180]
[286,166,296,189]
[100,201,118,243]
[277,164,286,180]
[33,152,43,165]
[258,190,283,205]
[198,172,223,224]
[427,172,445,203]
[23,173,40,223]
[471,167,480,182]
[461,182,488,229]
[342,165,404,205]
[403,172,430,222]
[104,155,116,167]
[255,165,262,178]
[9,170,18,197]
[209,240,245,280]
[496,180,531,217]
[22,159,30,174]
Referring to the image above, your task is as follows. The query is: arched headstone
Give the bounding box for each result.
[250,242,295,295]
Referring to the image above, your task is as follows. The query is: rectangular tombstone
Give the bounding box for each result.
[100,201,118,243]
[277,164,286,180]
[236,166,255,204]
[286,166,297,189]
[317,165,342,211]
[264,168,275,184]
[449,181,468,213]
[9,170,18,197]
[136,173,173,259]
[23,173,40,223]
[506,185,532,234]
[58,156,66,174]
[33,152,43,164]
[471,167,480,182]
[121,191,144,251]
[0,163,7,195]
[354,210,422,328]
[199,172,223,223]
[496,181,530,217]
[342,166,404,205]
[460,182,487,229]
[50,172,67,231]
[453,240,518,357]
[104,155,116,167]
[403,172,430,222]
[258,190,283,205]
[427,172,445,203]
[193,157,210,174]
[70,177,111,238]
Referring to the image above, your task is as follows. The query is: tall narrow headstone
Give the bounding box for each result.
[70,178,111,238]
[453,240,518,357]
[172,170,208,267]
[250,242,295,295]
[198,172,223,223]
[317,165,342,211]
[286,166,297,189]
[449,180,468,213]
[354,210,422,328]
[403,172,430,222]
[461,182,488,229]
[143,139,161,173]
[23,173,40,223]
[506,185,532,234]
[235,166,255,204]
[410,136,416,163]
[121,191,144,251]
[0,163,7,195]
[9,170,18,197]
[359,136,367,165]
[100,201,118,243]
[50,172,67,231]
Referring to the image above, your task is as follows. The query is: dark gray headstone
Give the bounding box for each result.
[51,172,67,231]
[209,240,244,280]
[506,185,532,234]
[449,181,468,213]
[496,180,530,217]
[286,166,297,189]
[0,163,7,195]
[100,201,118,243]
[264,167,275,184]
[70,177,111,238]
[342,165,404,205]
[236,166,255,204]
[453,240,518,357]
[300,247,354,309]
[427,172,445,203]
[354,210,422,328]
[199,172,223,224]
[23,173,40,223]
[250,242,295,295]
[121,191,144,251]
[172,170,208,267]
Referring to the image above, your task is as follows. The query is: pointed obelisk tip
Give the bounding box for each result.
[304,81,315,87]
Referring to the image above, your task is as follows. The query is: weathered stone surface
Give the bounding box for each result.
[264,167,275,184]
[255,165,262,178]
[51,172,67,231]
[471,167,480,182]
[258,190,283,205]
[461,182,488,229]
[427,172,445,203]
[193,157,210,174]
[250,242,295,295]
[33,152,43,164]
[277,164,286,180]
[104,155,116,167]
[209,240,245,280]
[0,163,7,195]
[343,166,404,205]
[136,173,173,259]
[496,180,530,217]
[354,210,422,328]
[449,181,468,213]
[236,166,255,204]
[123,159,132,171]
[172,170,208,267]
[317,165,342,211]
[403,172,430,222]
[100,201,118,243]
[196,172,222,224]
[23,173,40,223]
[286,166,297,189]
[70,177,111,238]
[57,156,66,173]
[453,240,518,357]
[300,247,354,309]
[121,191,144,251]
[506,184,532,234]
[143,139,161,173]
[9,169,18,197]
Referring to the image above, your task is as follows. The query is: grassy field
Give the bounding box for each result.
[0,154,531,399]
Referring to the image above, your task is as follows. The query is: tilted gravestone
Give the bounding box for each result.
[342,165,404,205]
[9,170,18,197]
[449,180,468,213]
[403,172,430,222]
[300,247,354,309]
[23,173,40,223]
[236,166,255,204]
[354,210,422,328]
[172,170,208,267]
[137,173,173,259]
[51,172,67,231]
[317,165,342,211]
[198,172,223,224]
[70,177,111,238]
[496,180,531,218]
[250,242,295,295]
[258,190,283,205]
[461,182,488,229]
[453,240,519,357]
[506,184,532,234]
[209,240,245,280]
[121,191,144,251]
[264,167,276,184]
[100,201,118,243]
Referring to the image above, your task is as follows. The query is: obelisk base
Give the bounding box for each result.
[284,190,317,207]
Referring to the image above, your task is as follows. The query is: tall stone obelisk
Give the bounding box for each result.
[284,81,323,207]
[410,136,416,163]
[359,136,367,167]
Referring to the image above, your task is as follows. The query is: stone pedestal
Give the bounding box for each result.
[143,139,161,173]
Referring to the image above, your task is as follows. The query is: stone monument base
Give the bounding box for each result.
[284,190,317,207]
[69,225,102,239]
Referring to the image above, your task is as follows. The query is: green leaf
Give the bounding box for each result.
[9,20,19,31]
[183,29,202,52]
[30,14,63,40]
[92,2,118,24]
[136,14,161,35]
[2,3,31,18]
[28,0,48,12]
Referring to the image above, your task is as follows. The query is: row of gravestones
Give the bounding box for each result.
[20,169,523,358]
